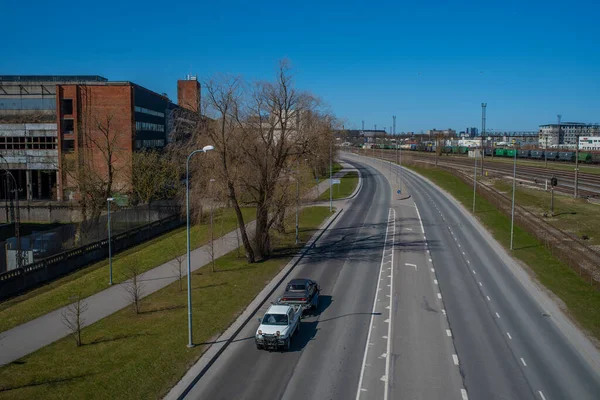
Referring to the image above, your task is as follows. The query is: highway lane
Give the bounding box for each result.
[353,153,600,399]
[184,161,391,400]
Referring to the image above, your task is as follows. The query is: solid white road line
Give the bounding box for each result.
[453,354,459,365]
[414,204,425,234]
[461,388,469,400]
[384,208,395,400]
[355,208,394,400]
[521,358,527,367]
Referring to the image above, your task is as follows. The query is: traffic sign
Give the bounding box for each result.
[397,189,402,194]
[332,179,341,185]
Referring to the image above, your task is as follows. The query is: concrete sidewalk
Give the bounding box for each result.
[0,162,355,366]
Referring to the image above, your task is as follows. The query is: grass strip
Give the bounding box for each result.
[492,180,600,246]
[406,164,600,341]
[318,171,359,201]
[0,206,333,400]
[0,208,256,332]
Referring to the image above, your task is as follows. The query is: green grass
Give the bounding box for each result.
[492,180,600,245]
[406,164,600,341]
[318,171,359,201]
[0,206,333,400]
[316,162,342,179]
[0,208,256,333]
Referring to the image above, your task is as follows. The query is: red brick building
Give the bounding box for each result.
[0,75,200,202]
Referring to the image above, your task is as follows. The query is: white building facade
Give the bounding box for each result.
[538,123,600,149]
[579,136,600,151]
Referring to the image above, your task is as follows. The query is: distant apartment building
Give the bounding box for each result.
[538,122,600,149]
[426,129,456,137]
[466,127,479,136]
[0,75,200,202]
[579,136,600,151]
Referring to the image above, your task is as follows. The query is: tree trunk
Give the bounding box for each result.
[254,204,271,260]
[227,182,255,263]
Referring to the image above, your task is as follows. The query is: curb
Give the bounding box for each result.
[165,207,345,400]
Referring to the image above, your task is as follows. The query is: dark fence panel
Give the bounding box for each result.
[0,215,183,301]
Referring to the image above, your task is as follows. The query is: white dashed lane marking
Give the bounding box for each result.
[521,358,527,367]
[507,332,512,340]
[453,354,459,365]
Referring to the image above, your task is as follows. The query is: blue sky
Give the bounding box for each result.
[2,0,599,132]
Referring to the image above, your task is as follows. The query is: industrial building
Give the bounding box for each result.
[0,75,200,202]
[538,122,600,149]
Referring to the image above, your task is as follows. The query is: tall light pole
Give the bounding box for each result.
[481,103,487,175]
[510,144,517,250]
[295,160,300,244]
[574,133,580,198]
[107,197,114,285]
[473,142,478,213]
[186,145,214,348]
[330,138,333,212]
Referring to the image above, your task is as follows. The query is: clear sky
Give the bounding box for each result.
[2,0,599,133]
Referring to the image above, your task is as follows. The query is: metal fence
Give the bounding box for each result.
[4,202,179,271]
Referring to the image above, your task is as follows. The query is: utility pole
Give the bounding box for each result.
[393,115,396,136]
[574,132,579,198]
[510,143,517,250]
[473,141,478,213]
[481,103,486,175]
[362,120,365,131]
[329,138,333,212]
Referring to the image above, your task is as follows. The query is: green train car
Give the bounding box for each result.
[495,149,507,157]
[578,152,592,163]
[506,149,517,157]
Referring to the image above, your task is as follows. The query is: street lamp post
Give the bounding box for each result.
[330,139,333,212]
[473,146,478,213]
[107,197,114,285]
[186,145,214,348]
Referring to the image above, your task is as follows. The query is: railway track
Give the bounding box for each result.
[374,150,600,198]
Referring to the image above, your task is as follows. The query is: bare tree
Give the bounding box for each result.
[124,259,144,314]
[169,236,186,291]
[61,293,89,347]
[131,148,180,205]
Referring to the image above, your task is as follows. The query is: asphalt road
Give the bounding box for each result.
[180,154,600,400]
[184,161,392,400]
[357,154,600,400]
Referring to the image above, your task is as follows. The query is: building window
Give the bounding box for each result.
[0,136,58,150]
[134,106,165,118]
[63,119,74,134]
[137,139,165,148]
[135,121,164,132]
[62,99,73,115]
[62,139,75,153]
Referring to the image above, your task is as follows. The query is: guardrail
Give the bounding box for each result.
[0,214,183,301]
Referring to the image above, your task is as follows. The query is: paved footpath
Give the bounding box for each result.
[0,164,354,366]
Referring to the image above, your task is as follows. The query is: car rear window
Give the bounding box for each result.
[287,284,306,291]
